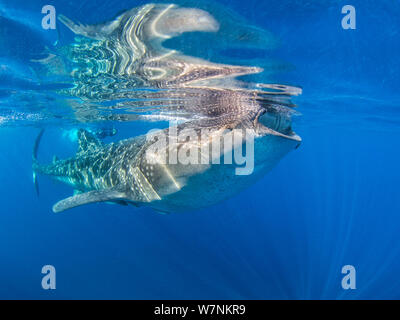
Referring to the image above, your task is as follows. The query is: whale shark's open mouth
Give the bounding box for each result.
[259,109,293,134]
[258,109,301,142]
[254,85,301,142]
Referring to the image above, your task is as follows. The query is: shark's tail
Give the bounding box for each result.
[32,129,45,196]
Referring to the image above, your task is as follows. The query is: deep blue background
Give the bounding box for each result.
[0,0,399,299]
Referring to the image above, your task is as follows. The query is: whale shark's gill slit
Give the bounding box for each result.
[129,167,161,202]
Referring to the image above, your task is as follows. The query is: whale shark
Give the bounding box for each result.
[32,4,302,213]
[33,110,300,214]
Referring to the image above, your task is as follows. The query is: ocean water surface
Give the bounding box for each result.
[0,0,399,299]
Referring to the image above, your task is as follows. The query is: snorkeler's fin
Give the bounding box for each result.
[32,129,45,197]
[33,172,40,197]
[153,209,171,215]
[52,188,128,213]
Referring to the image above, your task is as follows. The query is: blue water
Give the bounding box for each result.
[1,0,400,299]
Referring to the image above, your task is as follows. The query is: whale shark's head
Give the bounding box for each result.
[153,6,220,38]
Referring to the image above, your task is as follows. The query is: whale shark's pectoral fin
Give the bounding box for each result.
[52,189,127,213]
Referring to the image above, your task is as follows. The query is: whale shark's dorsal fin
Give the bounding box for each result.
[58,11,126,40]
[53,188,127,213]
[77,129,102,154]
[58,5,154,40]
